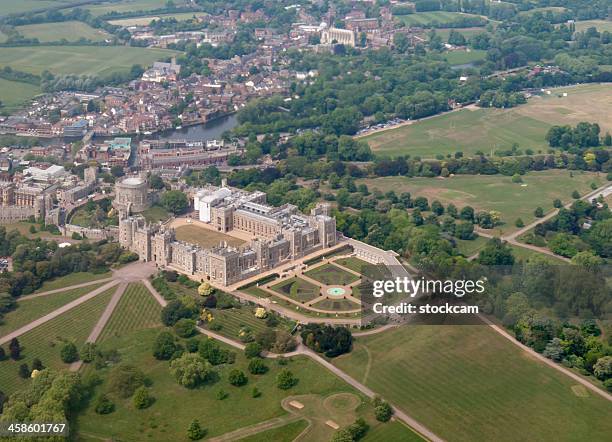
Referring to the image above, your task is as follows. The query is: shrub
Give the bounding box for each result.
[216,389,228,400]
[248,358,268,375]
[276,369,297,390]
[174,318,197,338]
[18,363,30,379]
[228,369,248,387]
[132,386,153,409]
[252,387,261,398]
[80,342,98,363]
[60,342,79,363]
[244,342,262,359]
[187,419,206,440]
[153,331,177,360]
[94,394,115,414]
[170,353,212,388]
[107,364,145,398]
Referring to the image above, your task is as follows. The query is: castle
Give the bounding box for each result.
[119,184,337,286]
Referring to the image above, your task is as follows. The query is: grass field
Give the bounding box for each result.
[357,170,603,233]
[0,78,41,113]
[0,45,178,76]
[205,306,293,341]
[271,277,321,303]
[362,84,612,158]
[74,327,366,440]
[0,0,70,16]
[333,325,612,441]
[238,420,309,442]
[16,21,110,42]
[0,283,106,337]
[362,420,423,442]
[304,264,360,286]
[394,11,487,28]
[84,0,188,16]
[0,287,114,394]
[175,224,246,248]
[444,49,487,65]
[98,283,161,341]
[313,298,359,312]
[108,12,206,26]
[575,19,612,33]
[436,27,489,41]
[34,271,111,292]
[141,205,171,223]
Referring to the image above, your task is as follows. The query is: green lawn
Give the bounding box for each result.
[0,287,114,394]
[454,235,489,257]
[333,325,612,442]
[84,0,189,16]
[0,45,178,76]
[271,277,321,303]
[304,264,360,286]
[98,283,162,341]
[509,244,567,264]
[0,78,41,113]
[74,327,366,440]
[237,420,309,442]
[436,27,489,41]
[141,205,171,223]
[175,224,245,248]
[34,271,112,292]
[205,306,292,341]
[395,11,487,27]
[444,49,487,65]
[362,84,612,158]
[108,11,206,26]
[15,20,111,42]
[0,283,107,337]
[358,170,604,233]
[0,0,71,16]
[312,298,360,312]
[575,19,612,33]
[362,420,423,442]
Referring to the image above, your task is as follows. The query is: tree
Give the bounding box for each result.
[108,364,145,398]
[160,190,189,214]
[132,386,153,409]
[460,206,475,222]
[94,394,115,414]
[18,363,30,379]
[80,342,98,363]
[542,338,564,362]
[60,342,79,363]
[252,386,261,398]
[534,207,544,218]
[571,190,580,199]
[477,238,515,265]
[110,165,125,177]
[31,358,43,371]
[149,174,165,189]
[271,330,297,354]
[248,358,268,375]
[431,200,444,215]
[170,353,212,388]
[515,218,524,228]
[455,222,474,240]
[9,338,20,360]
[174,318,197,338]
[593,356,612,381]
[553,199,562,208]
[276,369,297,390]
[187,419,206,440]
[374,399,393,422]
[228,369,248,386]
[0,347,5,360]
[197,282,214,296]
[153,331,177,360]
[244,342,262,359]
[511,173,523,183]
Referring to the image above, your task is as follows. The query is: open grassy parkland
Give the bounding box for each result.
[16,20,111,42]
[443,49,487,65]
[333,325,612,442]
[0,0,71,16]
[0,78,41,113]
[394,11,487,27]
[0,45,179,76]
[84,0,189,16]
[98,283,162,341]
[358,170,603,232]
[74,327,405,441]
[362,84,612,158]
[108,12,207,26]
[0,286,115,394]
[575,19,612,33]
[0,283,107,337]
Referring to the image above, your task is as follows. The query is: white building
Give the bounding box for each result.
[194,187,232,222]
